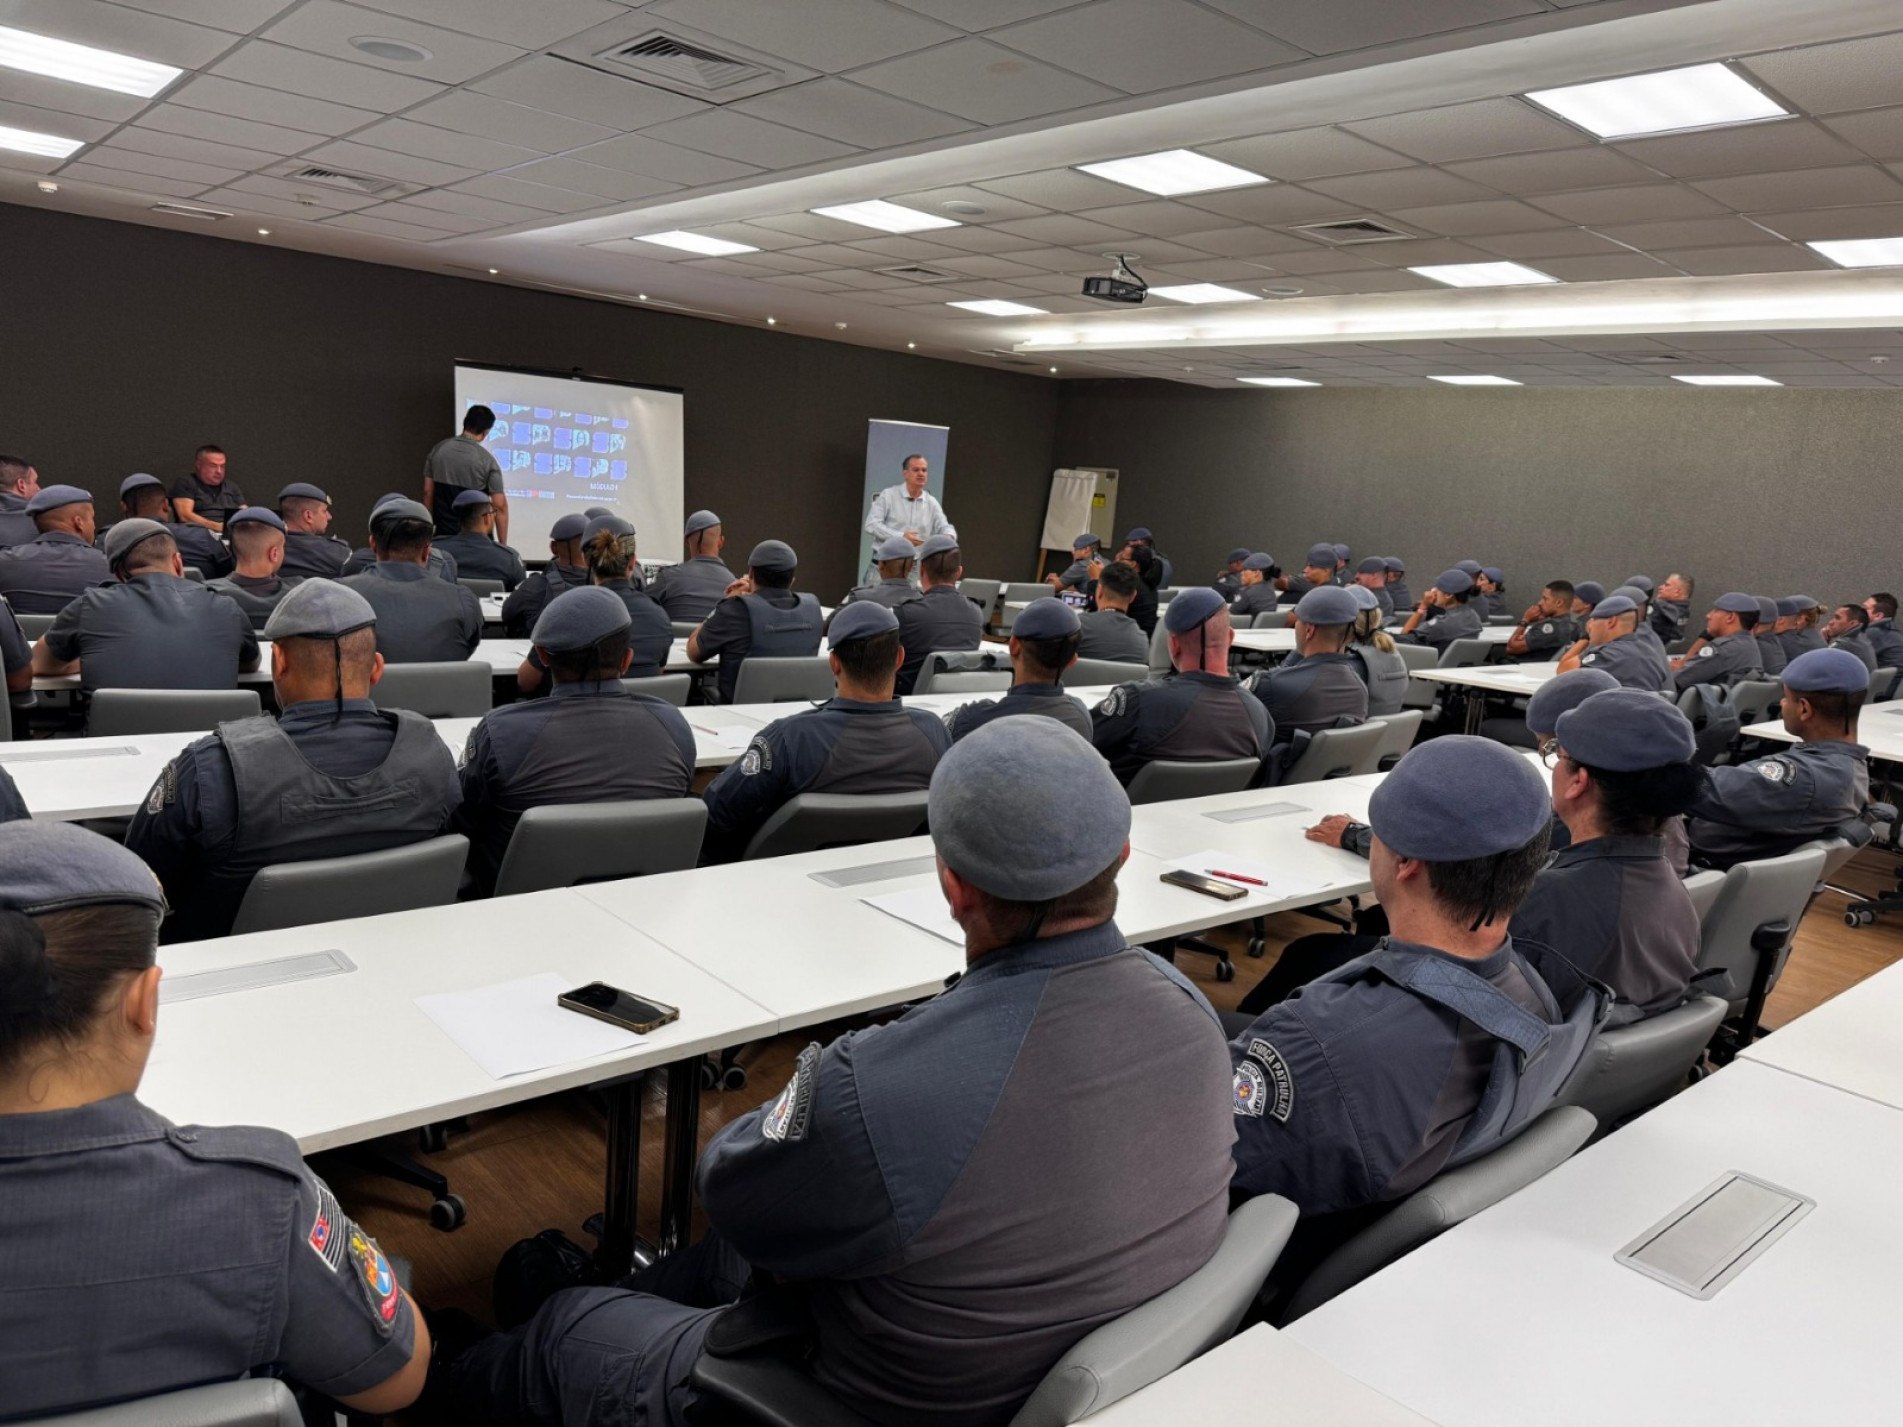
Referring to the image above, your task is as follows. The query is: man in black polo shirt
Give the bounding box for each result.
[169,444,246,533]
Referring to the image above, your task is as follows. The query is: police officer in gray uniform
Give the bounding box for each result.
[340,498,484,664]
[277,482,351,579]
[1091,588,1271,787]
[114,472,233,580]
[0,453,37,546]
[34,518,258,694]
[1229,552,1280,620]
[1349,557,1394,618]
[1213,547,1251,601]
[1621,577,1671,660]
[0,762,25,822]
[1279,542,1339,603]
[514,515,673,694]
[689,539,824,705]
[499,512,591,636]
[1346,585,1409,716]
[0,484,109,613]
[700,601,948,860]
[1395,568,1485,650]
[1075,559,1148,663]
[1049,532,1101,599]
[1776,596,1826,661]
[947,597,1092,743]
[839,534,924,613]
[206,506,304,631]
[343,492,461,584]
[1752,596,1788,675]
[438,718,1236,1427]
[1687,648,1872,868]
[1245,585,1368,746]
[1671,591,1765,691]
[1475,567,1508,619]
[1562,595,1671,691]
[1383,557,1411,613]
[1865,594,1903,671]
[436,489,529,590]
[0,822,431,1421]
[0,594,31,700]
[1820,602,1879,673]
[648,510,737,623]
[125,581,461,942]
[895,533,985,695]
[1652,573,1694,644]
[1503,580,1580,662]
[455,587,696,895]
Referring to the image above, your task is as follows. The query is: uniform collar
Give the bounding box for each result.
[278,697,383,729]
[823,695,899,713]
[33,530,88,547]
[1799,738,1869,759]
[0,1093,170,1159]
[922,583,961,598]
[959,918,1129,987]
[127,571,193,590]
[549,680,625,700]
[689,556,731,569]
[1005,681,1065,698]
[1381,934,1515,980]
[1549,834,1664,867]
[1175,669,1237,687]
[372,560,429,581]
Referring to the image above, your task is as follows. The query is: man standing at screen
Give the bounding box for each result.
[863,453,955,583]
[423,405,510,545]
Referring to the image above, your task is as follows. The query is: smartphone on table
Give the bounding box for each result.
[557,982,680,1034]
[1159,869,1248,901]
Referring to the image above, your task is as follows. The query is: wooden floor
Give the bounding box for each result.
[333,846,1903,1335]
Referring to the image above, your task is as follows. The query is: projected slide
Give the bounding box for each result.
[453,363,683,554]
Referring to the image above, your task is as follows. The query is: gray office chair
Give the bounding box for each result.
[1125,756,1261,806]
[370,661,493,717]
[182,567,205,583]
[1279,722,1385,783]
[1665,637,1694,658]
[1394,644,1439,672]
[912,650,1007,695]
[923,670,1012,694]
[689,1193,1300,1427]
[1065,656,1148,685]
[1726,679,1782,733]
[958,577,1002,628]
[1682,867,1726,923]
[1396,644,1442,716]
[16,1378,302,1427]
[87,687,262,735]
[230,834,469,935]
[1275,1105,1597,1324]
[672,620,702,637]
[1146,619,1172,674]
[1869,666,1901,702]
[731,656,833,706]
[1252,610,1292,629]
[16,612,53,639]
[1365,709,1424,770]
[1436,637,1495,669]
[1156,586,1187,605]
[1558,994,1727,1131]
[492,800,707,897]
[997,583,1052,634]
[621,673,691,705]
[1692,845,1827,1061]
[458,577,505,598]
[743,791,930,860]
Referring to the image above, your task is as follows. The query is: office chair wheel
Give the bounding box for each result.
[699,1059,720,1091]
[1215,959,1235,983]
[1246,936,1266,959]
[718,1064,747,1092]
[1847,908,1878,927]
[429,1193,467,1233]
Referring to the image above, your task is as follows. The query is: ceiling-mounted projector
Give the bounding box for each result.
[1083,253,1147,304]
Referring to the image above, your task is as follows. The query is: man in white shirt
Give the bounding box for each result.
[863,453,955,582]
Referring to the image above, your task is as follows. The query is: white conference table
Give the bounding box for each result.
[1410,660,1561,734]
[1740,957,1903,1112]
[31,639,563,693]
[1288,1059,1903,1426]
[1745,707,1903,765]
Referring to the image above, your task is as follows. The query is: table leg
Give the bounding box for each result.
[658,1059,703,1255]
[598,1074,643,1276]
[1463,692,1485,736]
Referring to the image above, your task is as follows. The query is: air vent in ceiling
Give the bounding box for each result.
[874,264,958,284]
[1291,217,1414,245]
[594,31,770,92]
[150,202,230,221]
[284,165,406,198]
[1613,353,1688,365]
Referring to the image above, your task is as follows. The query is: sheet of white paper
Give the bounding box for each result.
[714,727,756,750]
[1165,849,1356,903]
[415,972,644,1079]
[863,885,964,945]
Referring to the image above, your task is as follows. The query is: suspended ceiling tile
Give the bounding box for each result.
[1174,183,1359,226]
[505,155,682,200]
[745,211,873,241]
[1262,247,1392,274]
[564,132,762,184]
[987,213,1143,246]
[1151,257,1277,282]
[108,0,298,30]
[300,138,480,186]
[639,109,859,168]
[1352,237,1504,266]
[1171,225,1322,257]
[360,200,491,233]
[404,91,619,154]
[730,79,972,148]
[1529,183,1730,225]
[1344,98,1585,164]
[1441,145,1660,195]
[196,187,346,219]
[325,210,453,241]
[398,186,547,224]
[1744,201,1903,241]
[165,75,380,137]
[0,68,149,123]
[448,174,605,212]
[260,0,525,85]
[133,105,327,158]
[212,41,446,110]
[1690,165,1903,213]
[1063,201,1222,238]
[782,242,890,267]
[346,0,626,49]
[914,225,1036,252]
[652,0,960,71]
[55,163,209,199]
[1469,227,1634,258]
[468,57,710,129]
[1589,215,1785,250]
[1,0,236,68]
[885,0,1081,27]
[1534,252,1681,281]
[840,234,971,260]
[884,183,1048,222]
[851,38,1121,125]
[1322,268,1442,293]
[1302,166,1498,210]
[349,118,542,170]
[931,254,1049,278]
[99,125,282,172]
[1200,126,1413,182]
[77,146,243,187]
[990,0,1302,92]
[1611,120,1863,180]
[1739,32,1903,118]
[1385,198,1574,235]
[226,171,380,208]
[1819,109,1903,163]
[1199,0,1542,56]
[0,96,119,145]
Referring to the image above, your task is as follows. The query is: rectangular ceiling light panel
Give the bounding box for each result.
[1411,262,1557,288]
[948,299,1048,316]
[1429,374,1521,385]
[1525,63,1787,140]
[633,230,759,255]
[811,200,959,233]
[1076,149,1268,196]
[0,23,182,97]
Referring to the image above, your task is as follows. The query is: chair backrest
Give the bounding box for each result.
[1558,994,1728,1130]
[1804,835,1861,886]
[1665,637,1694,657]
[1726,679,1783,731]
[458,577,505,598]
[998,583,1051,631]
[1008,1195,1300,1427]
[731,656,834,706]
[87,687,262,735]
[21,1379,304,1427]
[1277,1105,1597,1323]
[1394,644,1439,672]
[619,673,690,705]
[743,791,930,860]
[1869,666,1901,702]
[1251,610,1292,629]
[1279,722,1386,783]
[1364,709,1424,771]
[16,611,53,639]
[922,670,1012,694]
[230,834,469,935]
[1156,586,1187,605]
[182,566,205,583]
[912,649,1007,695]
[958,577,1002,626]
[1147,619,1171,674]
[1675,684,1741,766]
[1436,637,1493,669]
[370,661,493,718]
[671,620,701,637]
[1682,867,1726,924]
[1066,656,1148,686]
[492,799,708,897]
[1125,756,1261,806]
[1693,846,1828,1013]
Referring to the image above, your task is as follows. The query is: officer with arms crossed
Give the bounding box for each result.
[862,453,954,581]
[1652,572,1694,644]
[0,822,430,1420]
[699,601,949,861]
[895,534,984,695]
[0,484,109,614]
[206,506,304,630]
[1395,568,1485,651]
[688,539,823,705]
[437,717,1236,1427]
[169,444,246,533]
[1075,559,1149,663]
[277,482,350,579]
[436,490,528,591]
[424,405,509,542]
[648,510,736,623]
[340,499,483,664]
[1229,553,1280,621]
[840,534,924,612]
[500,513,589,636]
[114,472,232,580]
[1862,594,1903,670]
[1557,594,1671,691]
[946,597,1092,743]
[125,581,461,942]
[1278,543,1339,604]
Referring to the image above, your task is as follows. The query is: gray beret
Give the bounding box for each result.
[1455,560,1483,576]
[1368,735,1552,861]
[875,535,915,562]
[371,492,409,512]
[1774,597,1803,617]
[584,513,635,544]
[1713,591,1758,614]
[118,472,163,499]
[549,513,588,542]
[1525,667,1619,735]
[1242,553,1274,572]
[1573,581,1607,607]
[1481,567,1504,585]
[0,821,165,916]
[1295,585,1360,625]
[918,533,959,560]
[1304,542,1337,569]
[1590,594,1636,619]
[1225,546,1252,565]
[25,484,90,514]
[1125,526,1153,542]
[829,600,900,645]
[1555,688,1696,771]
[684,509,721,537]
[225,506,284,532]
[370,497,432,529]
[104,518,170,567]
[1783,647,1871,693]
[263,578,377,639]
[451,488,493,511]
[1347,584,1380,612]
[531,585,631,652]
[1072,533,1101,552]
[929,717,1130,901]
[1433,568,1474,596]
[1755,596,1779,625]
[748,539,797,573]
[584,507,611,520]
[1014,597,1080,640]
[1610,586,1647,606]
[1783,594,1820,613]
[1165,586,1227,634]
[1624,574,1656,594]
[1356,556,1387,575]
[1332,543,1351,561]
[1383,557,1405,572]
[278,482,330,504]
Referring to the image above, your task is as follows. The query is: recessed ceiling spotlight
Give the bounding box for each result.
[633,230,758,256]
[942,200,987,216]
[1077,149,1268,197]
[487,267,498,274]
[948,298,1047,316]
[1411,262,1557,288]
[1049,366,1058,373]
[257,228,270,235]
[765,316,777,325]
[0,22,182,97]
[1429,374,1522,386]
[834,322,848,330]
[35,179,56,193]
[1524,63,1786,140]
[637,293,648,301]
[1671,374,1781,386]
[1260,283,1304,297]
[812,199,958,233]
[907,341,917,349]
[349,36,433,63]
[1149,283,1262,305]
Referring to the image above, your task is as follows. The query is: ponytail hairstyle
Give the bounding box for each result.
[1353,607,1396,653]
[0,904,159,1078]
[585,527,639,582]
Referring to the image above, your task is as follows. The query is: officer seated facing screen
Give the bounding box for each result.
[1350,557,1394,618]
[1245,585,1369,746]
[648,510,736,624]
[1686,647,1872,869]
[1557,594,1672,691]
[500,512,591,636]
[456,587,695,896]
[1345,585,1409,716]
[1076,558,1148,662]
[1474,567,1508,619]
[0,483,110,614]
[277,482,350,579]
[1277,542,1339,604]
[343,492,461,584]
[699,601,948,862]
[114,472,232,580]
[516,515,672,696]
[1228,552,1280,620]
[839,534,924,613]
[1213,546,1251,601]
[340,499,484,665]
[946,597,1092,743]
[687,539,824,705]
[1749,596,1788,676]
[1046,531,1102,599]
[206,505,305,630]
[0,453,39,546]
[1502,580,1579,662]
[1861,593,1903,670]
[1395,567,1486,650]
[1090,588,1272,787]
[1651,572,1694,644]
[125,581,460,942]
[32,517,258,694]
[1670,591,1765,690]
[1823,601,1880,672]
[434,718,1237,1427]
[895,534,984,695]
[1774,595,1824,661]
[435,489,528,591]
[1382,557,1411,612]
[0,822,430,1421]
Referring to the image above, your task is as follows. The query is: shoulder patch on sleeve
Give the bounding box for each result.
[1697,644,1715,658]
[345,1226,401,1333]
[147,757,181,814]
[1757,757,1794,783]
[305,1179,348,1273]
[739,736,772,777]
[1242,1039,1295,1123]
[1099,683,1136,718]
[763,1042,821,1142]
[1540,622,1554,634]
[1580,652,1597,665]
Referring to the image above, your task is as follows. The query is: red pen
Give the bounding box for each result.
[1207,868,1265,886]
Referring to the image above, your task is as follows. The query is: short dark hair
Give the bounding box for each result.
[1422,825,1550,926]
[876,555,915,577]
[833,628,901,687]
[1097,561,1139,599]
[548,629,630,684]
[375,517,434,559]
[922,549,961,583]
[1673,572,1695,598]
[279,495,325,521]
[1446,588,1472,604]
[119,531,178,574]
[752,566,794,591]
[1871,592,1898,620]
[1837,603,1870,630]
[1735,608,1759,631]
[0,455,30,487]
[463,405,497,435]
[966,854,1122,946]
[1800,687,1865,734]
[0,903,158,1077]
[123,487,169,519]
[1017,631,1080,677]
[1544,580,1574,599]
[1570,760,1701,837]
[230,522,282,562]
[194,444,224,459]
[279,626,378,692]
[457,502,494,533]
